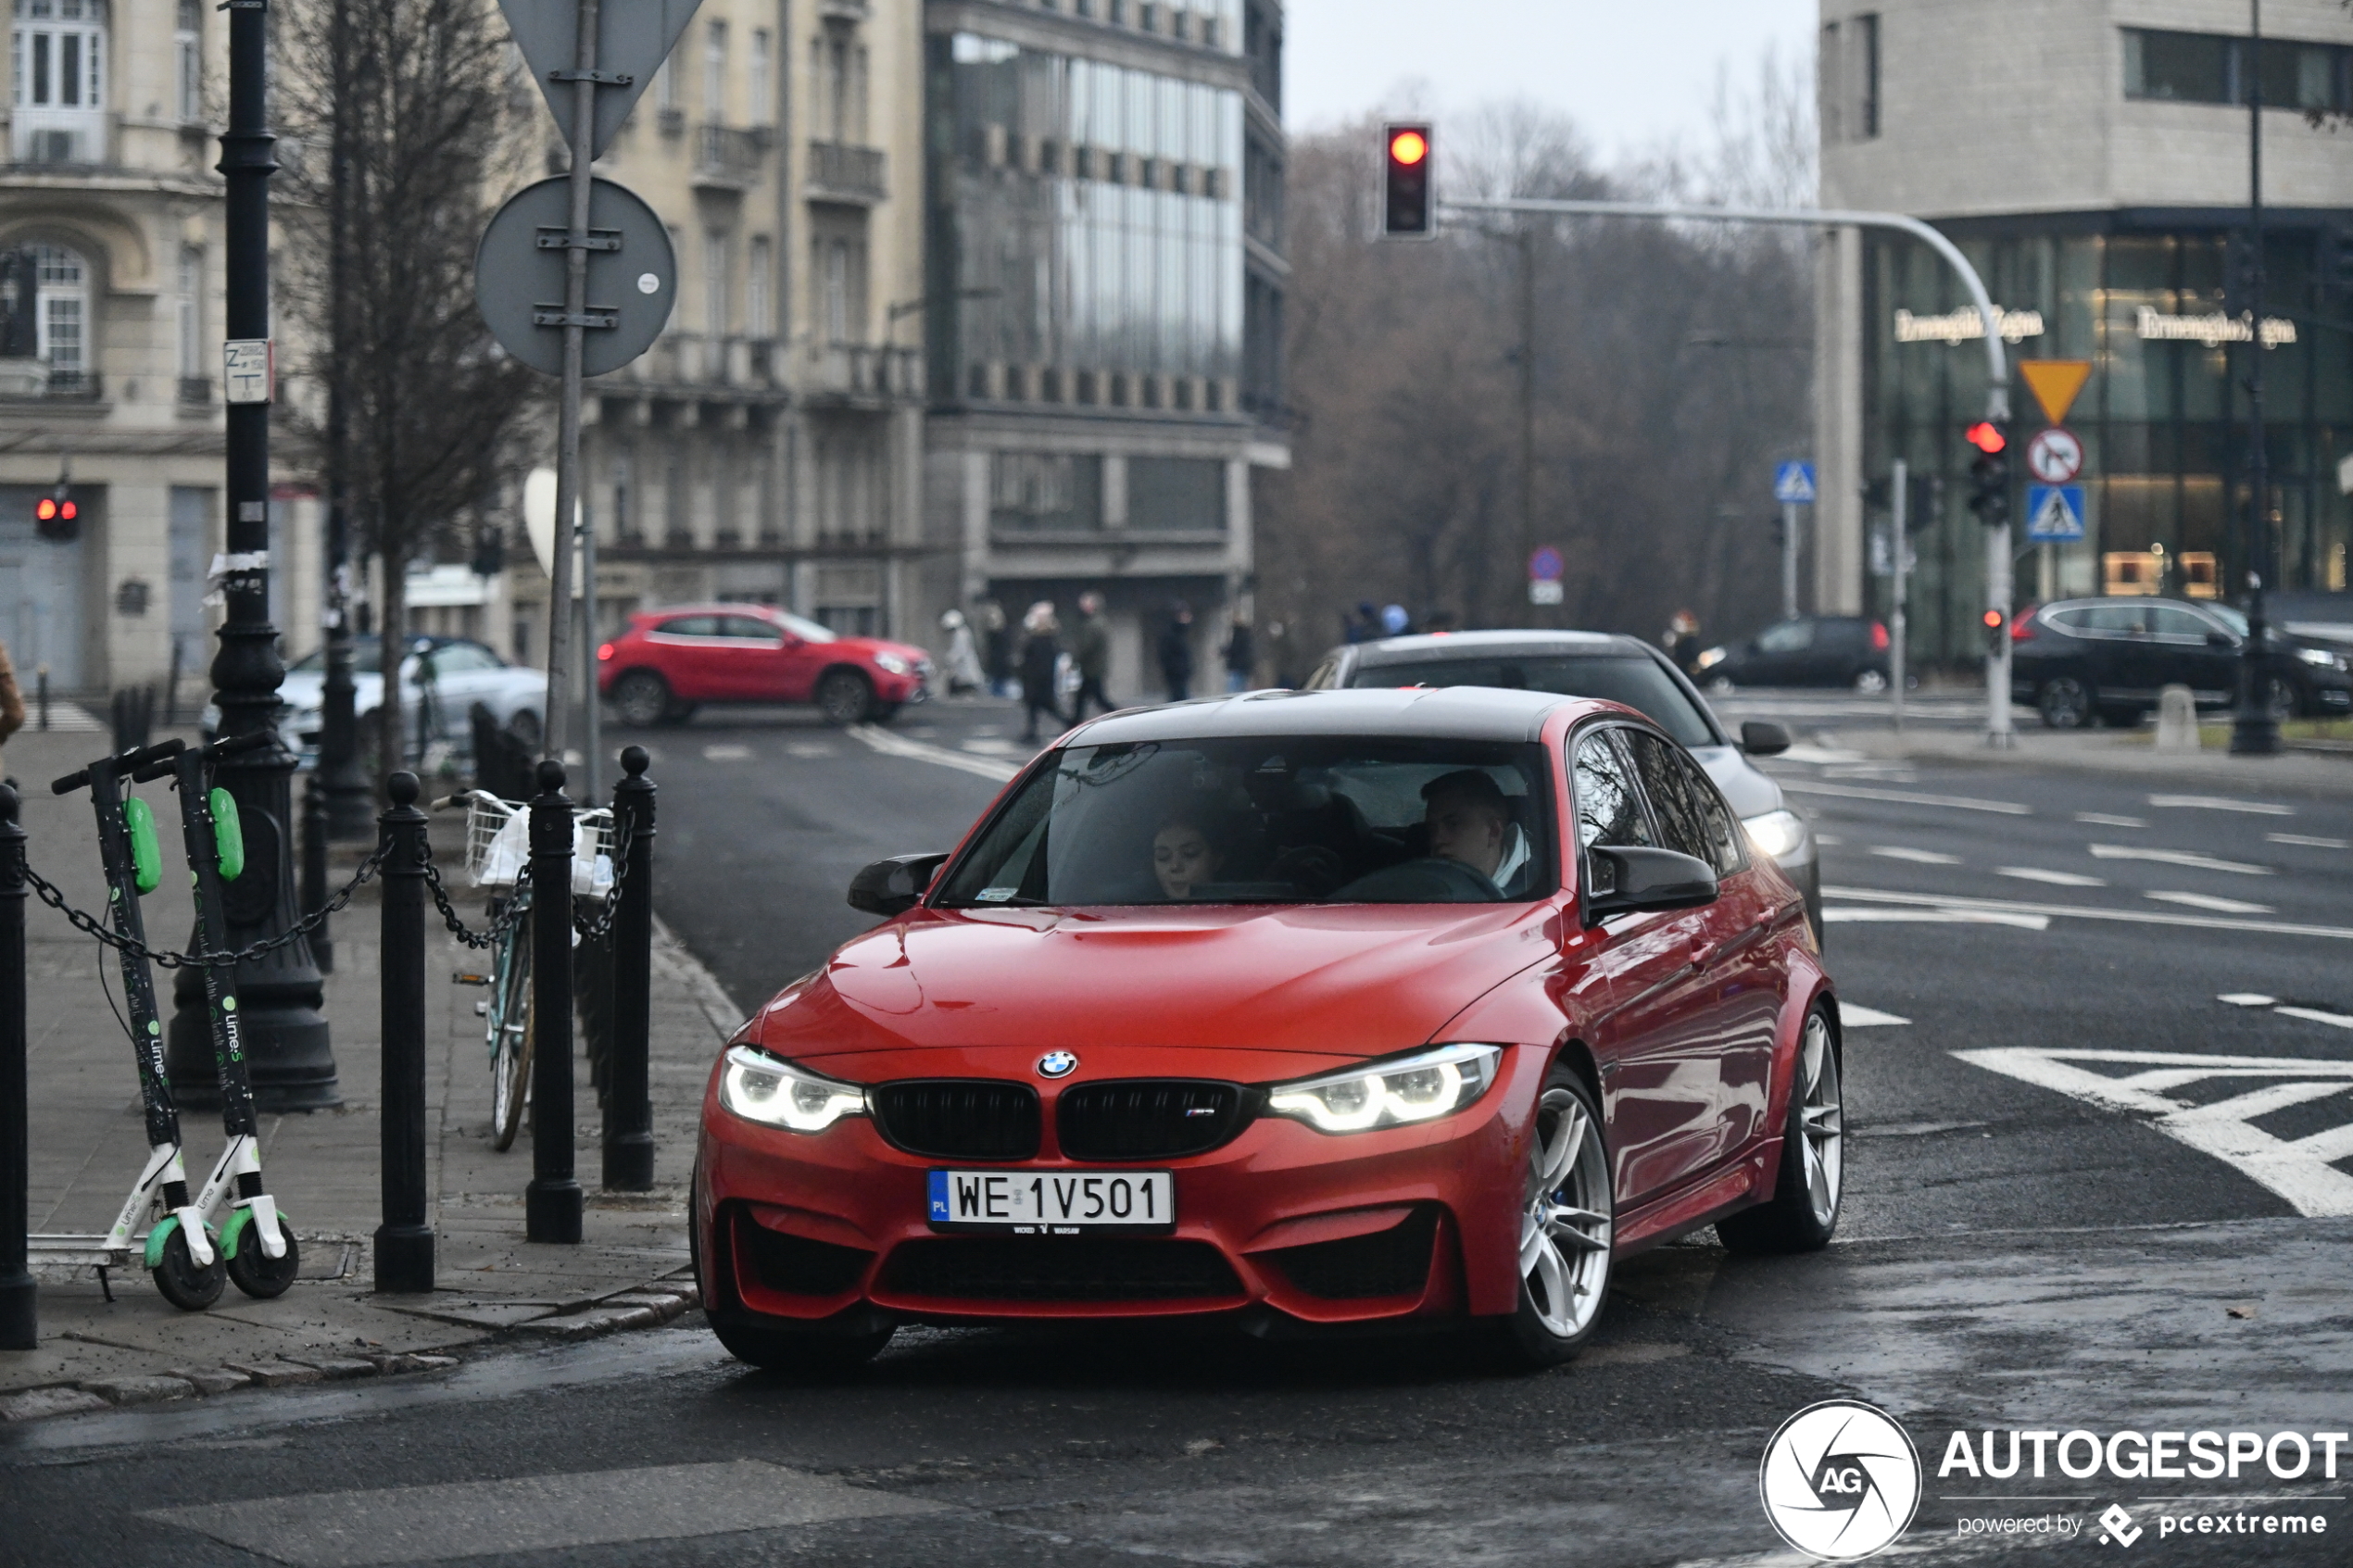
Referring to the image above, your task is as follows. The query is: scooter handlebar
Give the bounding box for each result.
[53,736,187,796]
[128,728,274,784]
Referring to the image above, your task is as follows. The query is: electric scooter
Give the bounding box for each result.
[144,733,300,1298]
[33,737,227,1309]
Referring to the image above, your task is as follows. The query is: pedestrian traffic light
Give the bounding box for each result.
[1965,420,2008,528]
[34,484,76,542]
[1382,123,1433,237]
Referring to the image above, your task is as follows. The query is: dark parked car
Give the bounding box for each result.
[2009,596,2353,729]
[1692,617,1892,693]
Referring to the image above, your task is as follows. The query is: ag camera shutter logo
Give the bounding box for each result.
[1759,1399,1923,1560]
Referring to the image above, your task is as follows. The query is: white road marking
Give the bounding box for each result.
[2218,993,2279,1007]
[1841,1004,1912,1026]
[2088,844,2271,875]
[1777,781,2031,815]
[959,737,1022,757]
[1778,743,1869,764]
[1870,846,1960,864]
[2268,833,2349,849]
[1813,834,1843,846]
[1822,884,2353,941]
[2147,793,2295,816]
[700,744,752,761]
[2276,1005,2353,1030]
[1953,1047,2353,1217]
[784,741,837,759]
[849,723,1022,782]
[2146,890,2275,915]
[1998,867,2107,887]
[1823,907,2050,930]
[2076,812,2147,827]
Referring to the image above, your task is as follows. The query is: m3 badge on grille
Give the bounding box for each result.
[1037,1050,1078,1078]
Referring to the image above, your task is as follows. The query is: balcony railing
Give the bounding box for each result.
[806,342,921,401]
[177,376,212,407]
[624,332,785,391]
[806,141,887,205]
[694,123,771,190]
[0,367,101,403]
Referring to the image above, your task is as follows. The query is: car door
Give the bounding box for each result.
[644,614,724,699]
[1570,725,1722,1210]
[2149,604,2237,707]
[422,641,504,729]
[2080,603,2162,705]
[1620,728,1780,1164]
[714,614,798,700]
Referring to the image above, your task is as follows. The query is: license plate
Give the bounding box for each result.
[927,1169,1175,1234]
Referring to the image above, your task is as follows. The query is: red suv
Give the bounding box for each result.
[598,604,932,726]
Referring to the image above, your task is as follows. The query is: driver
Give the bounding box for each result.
[1421,770,1529,891]
[1151,815,1224,900]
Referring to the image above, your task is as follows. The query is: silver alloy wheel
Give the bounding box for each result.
[1521,1085,1612,1340]
[1797,1010,1843,1228]
[1853,669,1888,695]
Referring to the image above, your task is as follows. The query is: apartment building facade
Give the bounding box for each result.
[1816,1,2353,666]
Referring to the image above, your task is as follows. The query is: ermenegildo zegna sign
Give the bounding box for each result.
[1892,306,2296,347]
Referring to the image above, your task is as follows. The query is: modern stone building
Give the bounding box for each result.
[1815,0,2353,664]
[0,0,318,698]
[915,0,1287,697]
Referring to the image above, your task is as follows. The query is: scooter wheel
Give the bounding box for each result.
[227,1224,301,1299]
[153,1225,226,1311]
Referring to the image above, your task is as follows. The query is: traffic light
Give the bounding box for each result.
[1981,607,2007,653]
[34,483,77,542]
[1965,420,2008,528]
[1382,123,1433,237]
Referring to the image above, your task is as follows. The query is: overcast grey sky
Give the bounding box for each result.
[1283,1,1818,162]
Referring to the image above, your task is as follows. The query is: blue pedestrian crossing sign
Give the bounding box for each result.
[2025,484,2085,542]
[1772,461,1817,505]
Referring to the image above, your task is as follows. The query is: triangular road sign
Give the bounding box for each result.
[497,0,705,162]
[2020,359,2092,426]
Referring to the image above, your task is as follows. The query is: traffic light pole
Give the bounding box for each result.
[1440,195,2014,743]
[1891,458,1908,734]
[2231,0,2280,757]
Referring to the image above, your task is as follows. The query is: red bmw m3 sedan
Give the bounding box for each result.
[694,686,1843,1370]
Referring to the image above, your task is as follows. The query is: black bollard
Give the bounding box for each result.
[303,771,333,974]
[374,772,434,1292]
[0,785,33,1348]
[603,746,656,1191]
[525,759,581,1243]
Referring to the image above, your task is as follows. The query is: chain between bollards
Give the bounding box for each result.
[0,785,34,1349]
[603,746,656,1191]
[374,771,434,1292]
[525,759,582,1243]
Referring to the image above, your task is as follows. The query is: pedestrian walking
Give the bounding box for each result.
[978,599,1013,697]
[1017,602,1066,743]
[1157,602,1197,702]
[1070,591,1114,718]
[1344,600,1378,644]
[940,608,986,696]
[1380,604,1412,638]
[0,636,22,784]
[1222,612,1254,694]
[1664,608,1702,674]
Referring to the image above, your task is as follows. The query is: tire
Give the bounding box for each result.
[1490,1070,1613,1369]
[491,905,535,1152]
[226,1216,301,1299]
[709,1314,896,1375]
[152,1223,226,1311]
[816,668,875,726]
[504,709,544,750]
[2037,675,2095,731]
[1852,669,1888,695]
[611,671,672,728]
[1718,1008,1843,1255]
[1704,674,1735,696]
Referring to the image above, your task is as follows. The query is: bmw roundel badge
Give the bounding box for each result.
[1037,1050,1078,1079]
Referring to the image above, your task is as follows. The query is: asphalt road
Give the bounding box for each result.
[4,695,2347,1566]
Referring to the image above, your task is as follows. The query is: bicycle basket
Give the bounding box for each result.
[465,794,524,887]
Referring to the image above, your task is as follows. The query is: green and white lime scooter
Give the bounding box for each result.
[151,732,300,1298]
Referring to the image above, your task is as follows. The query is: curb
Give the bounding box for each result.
[0,1277,705,1425]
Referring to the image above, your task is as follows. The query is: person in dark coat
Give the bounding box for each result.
[1157,601,1195,701]
[1017,601,1065,743]
[1070,591,1114,717]
[1222,613,1254,693]
[978,599,1013,696]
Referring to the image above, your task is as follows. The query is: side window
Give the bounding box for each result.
[655,615,719,638]
[1305,657,1340,690]
[1674,750,1743,876]
[1620,730,1714,863]
[2083,606,2148,636]
[719,615,781,640]
[1756,621,1814,653]
[1570,730,1653,850]
[429,643,499,675]
[2145,607,2213,641]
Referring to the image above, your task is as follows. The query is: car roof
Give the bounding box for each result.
[1344,630,1638,665]
[635,603,781,620]
[1065,686,1620,746]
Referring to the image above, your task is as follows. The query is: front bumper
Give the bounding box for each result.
[696,1044,1542,1333]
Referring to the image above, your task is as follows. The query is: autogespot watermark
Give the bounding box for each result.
[1758,1399,1923,1561]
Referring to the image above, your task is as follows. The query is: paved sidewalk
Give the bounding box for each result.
[1,729,740,1419]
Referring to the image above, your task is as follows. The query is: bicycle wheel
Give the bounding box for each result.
[490,904,535,1151]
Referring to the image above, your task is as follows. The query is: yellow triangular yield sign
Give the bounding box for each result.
[2020,359,2093,426]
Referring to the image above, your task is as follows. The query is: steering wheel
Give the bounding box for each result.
[1331,857,1498,903]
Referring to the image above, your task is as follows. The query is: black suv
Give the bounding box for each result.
[1692,616,1892,692]
[2009,596,2353,729]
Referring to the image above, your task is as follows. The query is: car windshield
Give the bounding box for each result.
[934,735,1557,908]
[286,641,384,675]
[1349,655,1718,748]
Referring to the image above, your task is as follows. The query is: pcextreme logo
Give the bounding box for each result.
[1759,1399,1924,1561]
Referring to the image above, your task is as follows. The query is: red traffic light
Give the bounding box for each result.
[1389,129,1428,167]
[34,497,55,522]
[1965,420,2007,455]
[59,499,74,521]
[1982,609,2004,630]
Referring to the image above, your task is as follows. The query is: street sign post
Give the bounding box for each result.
[474,178,675,376]
[2019,358,2092,426]
[2025,484,2086,543]
[1529,546,1564,606]
[1772,462,1814,621]
[495,0,703,162]
[2023,426,2082,485]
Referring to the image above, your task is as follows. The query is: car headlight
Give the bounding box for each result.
[1694,646,1726,670]
[1743,809,1807,859]
[718,1044,867,1132]
[2296,646,2347,671]
[1265,1043,1502,1135]
[873,653,912,676]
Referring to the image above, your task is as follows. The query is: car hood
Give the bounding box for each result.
[1690,745,1782,819]
[746,901,1565,1062]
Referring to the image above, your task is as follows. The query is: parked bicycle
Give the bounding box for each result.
[439,790,612,1149]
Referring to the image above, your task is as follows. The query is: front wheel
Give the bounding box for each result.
[1491,1072,1613,1369]
[226,1217,301,1299]
[1852,668,1888,695]
[1718,1009,1843,1254]
[1704,674,1734,696]
[2037,675,2095,730]
[816,669,875,726]
[153,1223,226,1311]
[611,671,672,728]
[504,709,544,751]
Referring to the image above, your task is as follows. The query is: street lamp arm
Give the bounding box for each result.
[1439,197,2009,420]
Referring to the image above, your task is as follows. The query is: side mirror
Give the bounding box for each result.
[848,851,952,917]
[1740,720,1792,757]
[1583,846,1719,924]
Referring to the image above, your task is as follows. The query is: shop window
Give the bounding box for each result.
[1128,457,1224,533]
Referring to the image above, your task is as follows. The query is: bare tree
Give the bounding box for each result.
[277,0,540,791]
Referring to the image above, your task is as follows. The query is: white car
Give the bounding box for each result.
[202,635,547,762]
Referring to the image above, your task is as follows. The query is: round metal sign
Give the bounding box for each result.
[474,176,675,378]
[1529,546,1565,583]
[2023,426,2083,485]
